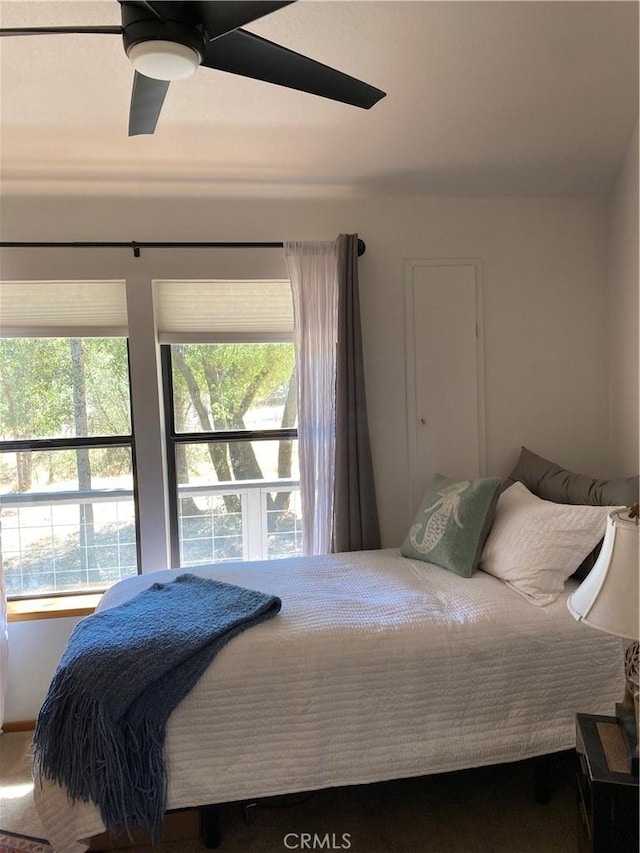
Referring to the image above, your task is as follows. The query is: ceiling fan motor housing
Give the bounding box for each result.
[121,2,205,78]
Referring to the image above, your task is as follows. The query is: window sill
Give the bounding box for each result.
[7,594,102,622]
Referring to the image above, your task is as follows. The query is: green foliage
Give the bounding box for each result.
[0,337,132,491]
[0,337,131,441]
[0,338,72,441]
[82,338,132,436]
[172,343,295,432]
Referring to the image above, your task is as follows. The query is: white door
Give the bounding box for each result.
[404,259,486,513]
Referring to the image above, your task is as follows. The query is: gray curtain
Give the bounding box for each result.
[332,234,381,552]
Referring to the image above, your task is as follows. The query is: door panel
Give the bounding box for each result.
[405,259,486,513]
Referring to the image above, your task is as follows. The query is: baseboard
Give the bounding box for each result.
[2,720,36,732]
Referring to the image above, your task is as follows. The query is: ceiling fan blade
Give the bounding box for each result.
[120,1,198,22]
[201,29,386,109]
[128,71,170,136]
[0,26,122,36]
[120,0,166,19]
[196,1,296,40]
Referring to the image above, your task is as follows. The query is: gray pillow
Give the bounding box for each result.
[503,446,639,505]
[401,473,501,577]
[503,446,639,579]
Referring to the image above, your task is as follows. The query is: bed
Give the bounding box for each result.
[34,545,624,853]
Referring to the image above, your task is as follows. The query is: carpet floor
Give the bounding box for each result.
[1,731,581,852]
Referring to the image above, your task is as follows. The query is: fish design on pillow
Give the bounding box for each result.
[410,481,469,553]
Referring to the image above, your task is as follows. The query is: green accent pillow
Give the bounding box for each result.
[401,474,501,577]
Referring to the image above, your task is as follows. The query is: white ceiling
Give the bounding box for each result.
[0,0,638,198]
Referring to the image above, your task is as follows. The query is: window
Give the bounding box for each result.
[0,275,300,597]
[157,280,302,566]
[0,282,139,598]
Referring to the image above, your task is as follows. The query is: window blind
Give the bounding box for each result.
[0,280,128,337]
[155,280,294,343]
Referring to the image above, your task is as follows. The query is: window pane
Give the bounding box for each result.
[176,439,302,564]
[0,338,132,441]
[179,492,244,566]
[0,447,137,596]
[171,343,296,434]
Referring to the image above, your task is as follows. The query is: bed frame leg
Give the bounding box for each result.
[200,804,222,849]
[533,754,553,804]
[243,801,258,825]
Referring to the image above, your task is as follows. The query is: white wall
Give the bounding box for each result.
[1,191,614,720]
[607,122,639,476]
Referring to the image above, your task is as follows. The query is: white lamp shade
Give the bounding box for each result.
[567,508,639,640]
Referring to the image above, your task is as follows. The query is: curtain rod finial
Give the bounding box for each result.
[357,238,365,257]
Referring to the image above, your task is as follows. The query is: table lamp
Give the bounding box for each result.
[567,503,639,775]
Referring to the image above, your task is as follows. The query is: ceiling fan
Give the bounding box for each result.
[0,0,386,136]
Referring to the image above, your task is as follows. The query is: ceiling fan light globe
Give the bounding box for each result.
[128,40,200,81]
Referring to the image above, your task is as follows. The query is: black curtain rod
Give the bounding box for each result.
[0,239,366,258]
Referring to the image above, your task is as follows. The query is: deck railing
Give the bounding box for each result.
[0,479,302,597]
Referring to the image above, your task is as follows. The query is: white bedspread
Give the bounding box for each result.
[34,549,624,852]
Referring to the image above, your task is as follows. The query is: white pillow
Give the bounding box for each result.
[479,482,619,606]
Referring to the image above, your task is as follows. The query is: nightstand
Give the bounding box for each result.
[576,713,639,853]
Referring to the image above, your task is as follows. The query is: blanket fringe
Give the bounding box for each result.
[33,669,167,843]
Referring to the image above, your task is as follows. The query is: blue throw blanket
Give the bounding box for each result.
[33,573,281,843]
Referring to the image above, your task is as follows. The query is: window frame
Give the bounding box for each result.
[0,338,142,601]
[160,344,298,567]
